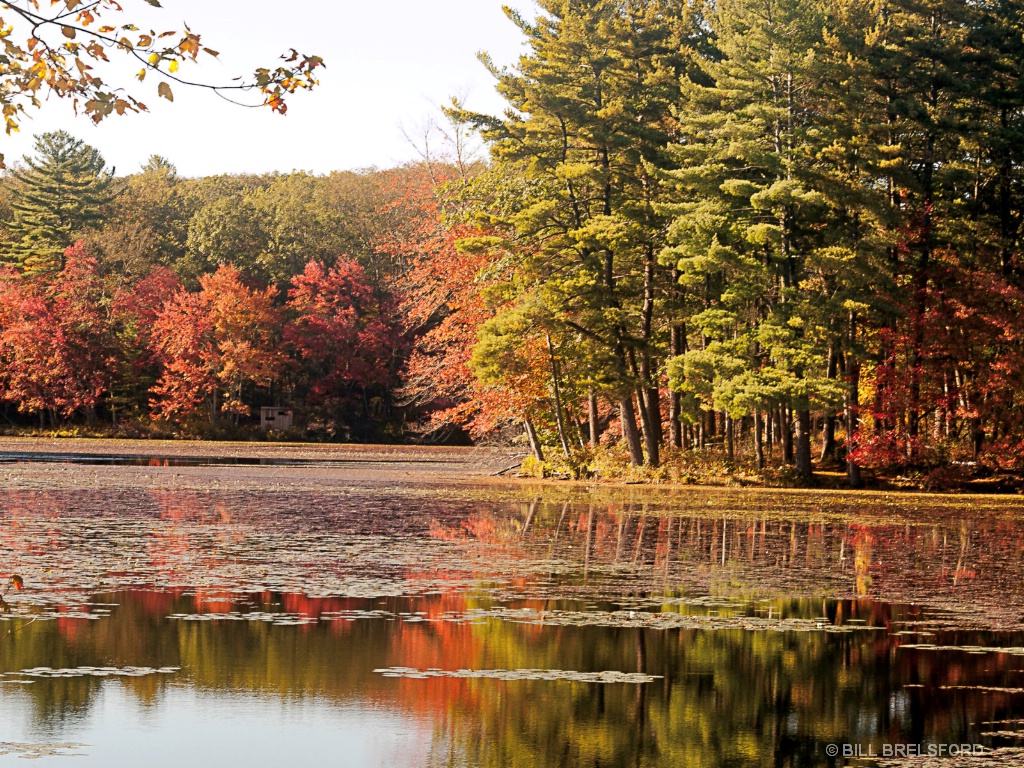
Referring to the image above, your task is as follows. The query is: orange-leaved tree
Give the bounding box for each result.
[377,167,524,440]
[150,264,283,426]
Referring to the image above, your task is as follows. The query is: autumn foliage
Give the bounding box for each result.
[0,243,401,435]
[380,168,534,439]
[149,264,283,425]
[0,244,114,424]
[285,258,399,425]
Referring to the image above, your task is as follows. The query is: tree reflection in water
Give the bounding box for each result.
[0,484,1022,766]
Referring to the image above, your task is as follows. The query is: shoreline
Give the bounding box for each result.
[2,436,1024,500]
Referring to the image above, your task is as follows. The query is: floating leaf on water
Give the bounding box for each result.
[899,644,1024,656]
[0,742,89,759]
[9,666,180,679]
[374,667,662,684]
[875,746,1024,768]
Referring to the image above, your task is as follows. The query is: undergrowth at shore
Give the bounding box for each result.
[518,444,1024,495]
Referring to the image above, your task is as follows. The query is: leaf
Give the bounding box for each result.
[62,26,77,39]
[158,82,174,102]
[10,575,23,591]
[169,60,179,73]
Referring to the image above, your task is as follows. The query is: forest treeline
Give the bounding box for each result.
[0,135,446,442]
[1,0,1023,487]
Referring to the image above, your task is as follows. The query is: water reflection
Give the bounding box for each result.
[0,591,1022,766]
[0,480,1023,765]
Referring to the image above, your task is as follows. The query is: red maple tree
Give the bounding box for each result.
[0,243,114,425]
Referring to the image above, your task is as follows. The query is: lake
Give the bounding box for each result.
[1,440,1023,766]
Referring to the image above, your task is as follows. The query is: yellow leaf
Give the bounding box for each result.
[169,59,179,73]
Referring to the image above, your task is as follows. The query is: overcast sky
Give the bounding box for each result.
[2,1,536,177]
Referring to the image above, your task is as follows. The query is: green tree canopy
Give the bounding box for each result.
[3,130,112,275]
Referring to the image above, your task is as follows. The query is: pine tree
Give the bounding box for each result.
[459,0,706,466]
[4,131,112,275]
[971,0,1024,280]
[662,0,846,478]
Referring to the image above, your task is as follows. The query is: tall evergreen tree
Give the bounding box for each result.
[4,131,112,275]
[460,0,707,466]
[663,0,847,479]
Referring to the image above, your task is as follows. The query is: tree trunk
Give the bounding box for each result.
[908,131,935,440]
[845,353,863,489]
[668,323,685,449]
[574,412,588,449]
[725,412,735,463]
[820,416,835,463]
[637,244,660,466]
[546,335,572,459]
[668,392,682,448]
[620,398,645,466]
[795,409,813,480]
[524,418,545,462]
[820,339,838,462]
[588,391,600,446]
[645,386,662,448]
[781,406,794,464]
[754,410,765,471]
[637,389,660,467]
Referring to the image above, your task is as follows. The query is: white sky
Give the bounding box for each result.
[1,0,537,177]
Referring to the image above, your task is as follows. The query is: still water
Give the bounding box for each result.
[1,456,1023,766]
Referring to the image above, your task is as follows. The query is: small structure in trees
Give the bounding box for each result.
[260,407,294,431]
